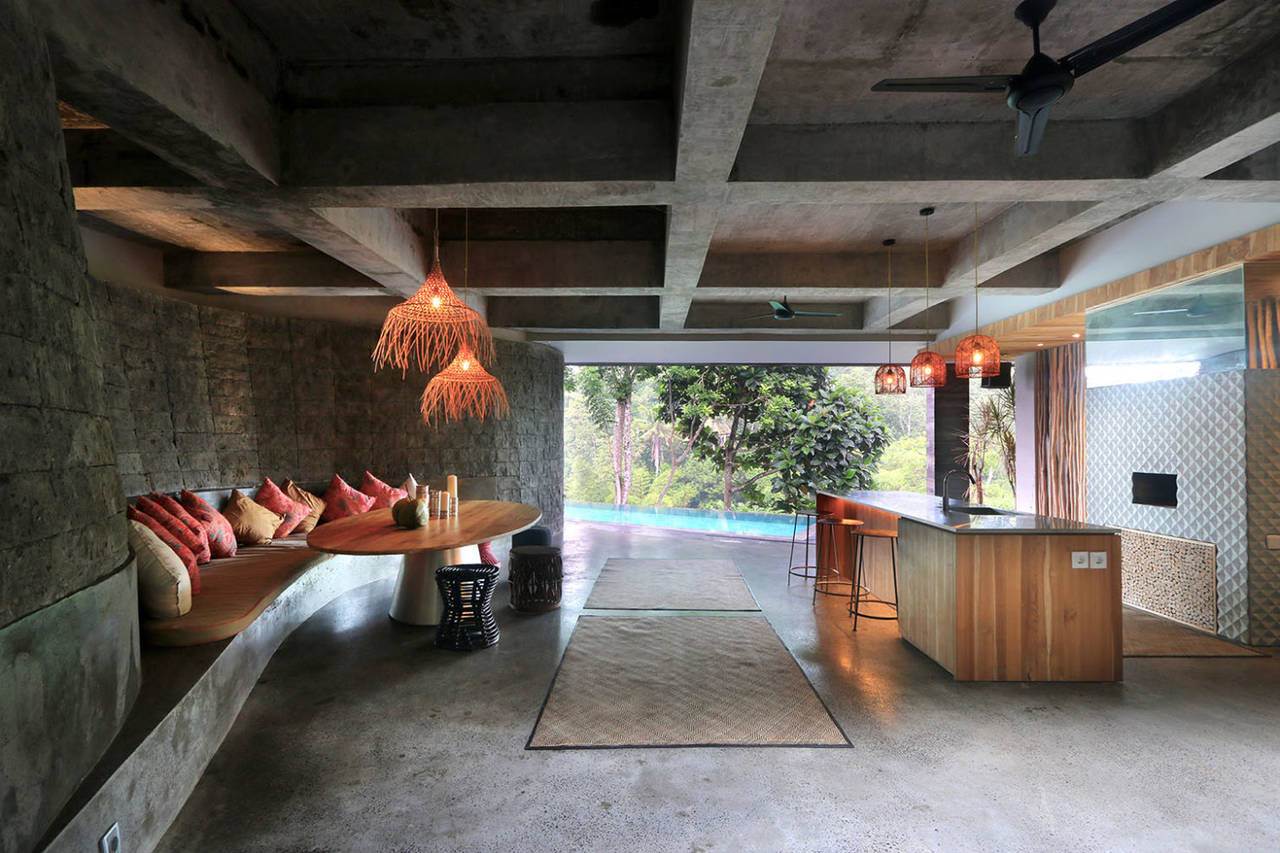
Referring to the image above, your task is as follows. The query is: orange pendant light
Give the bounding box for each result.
[420,343,510,425]
[910,206,947,388]
[419,210,509,425]
[874,238,906,395]
[372,209,493,375]
[953,203,1001,379]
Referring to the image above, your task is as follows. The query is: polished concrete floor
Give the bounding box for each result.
[156,521,1280,852]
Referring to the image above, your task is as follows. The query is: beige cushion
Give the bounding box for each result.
[130,519,191,619]
[283,480,326,535]
[223,489,283,546]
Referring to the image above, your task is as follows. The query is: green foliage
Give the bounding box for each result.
[871,434,928,492]
[770,385,890,511]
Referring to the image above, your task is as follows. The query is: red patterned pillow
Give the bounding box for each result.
[359,470,408,510]
[320,474,376,522]
[139,495,210,563]
[255,477,312,538]
[128,505,200,593]
[147,493,211,562]
[478,541,498,566]
[179,490,238,558]
[135,494,208,560]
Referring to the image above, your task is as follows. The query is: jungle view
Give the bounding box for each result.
[564,365,1016,514]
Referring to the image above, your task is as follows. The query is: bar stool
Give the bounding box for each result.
[848,528,899,631]
[788,507,823,584]
[812,516,864,602]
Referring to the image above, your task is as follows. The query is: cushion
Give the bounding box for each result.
[136,495,210,564]
[180,490,238,558]
[283,479,326,535]
[223,489,283,546]
[478,541,498,567]
[127,505,200,593]
[402,473,420,498]
[147,493,212,562]
[255,477,312,538]
[320,474,375,522]
[129,520,191,619]
[360,470,408,509]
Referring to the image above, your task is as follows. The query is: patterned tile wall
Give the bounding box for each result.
[1086,372,1249,640]
[1245,371,1280,645]
[1118,529,1217,631]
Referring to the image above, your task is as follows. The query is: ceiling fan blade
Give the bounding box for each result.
[792,311,842,318]
[768,300,786,311]
[1060,0,1229,78]
[1014,103,1053,157]
[742,313,778,321]
[872,75,1014,94]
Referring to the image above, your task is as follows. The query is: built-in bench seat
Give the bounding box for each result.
[141,534,323,647]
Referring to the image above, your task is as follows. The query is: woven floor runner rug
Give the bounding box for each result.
[583,558,759,611]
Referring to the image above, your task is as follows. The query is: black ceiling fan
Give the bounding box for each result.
[743,298,841,322]
[871,0,1229,157]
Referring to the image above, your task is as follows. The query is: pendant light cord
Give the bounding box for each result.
[464,208,469,301]
[923,212,931,349]
[973,203,980,334]
[885,239,894,363]
[433,208,440,263]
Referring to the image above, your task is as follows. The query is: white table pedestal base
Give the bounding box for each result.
[388,544,482,626]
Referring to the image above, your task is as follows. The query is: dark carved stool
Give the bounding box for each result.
[509,545,563,612]
[434,564,500,650]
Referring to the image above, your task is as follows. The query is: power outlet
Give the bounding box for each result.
[1071,551,1089,569]
[1089,551,1109,569]
[100,823,121,853]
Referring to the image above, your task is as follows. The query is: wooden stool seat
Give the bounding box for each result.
[857,528,897,539]
[812,517,862,600]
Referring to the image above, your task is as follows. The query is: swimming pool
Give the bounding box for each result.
[565,500,797,538]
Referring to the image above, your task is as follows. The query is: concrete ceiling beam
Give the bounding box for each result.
[697,250,944,290]
[661,0,785,328]
[685,300,863,330]
[437,240,662,289]
[34,0,280,187]
[488,296,660,330]
[164,251,383,294]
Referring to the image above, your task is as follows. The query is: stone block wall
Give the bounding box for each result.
[95,282,565,533]
[0,3,138,850]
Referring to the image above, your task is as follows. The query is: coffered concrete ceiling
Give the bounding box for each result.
[36,0,1280,351]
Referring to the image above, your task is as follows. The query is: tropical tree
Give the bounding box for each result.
[960,386,1016,505]
[654,365,826,510]
[770,385,890,512]
[565,365,656,505]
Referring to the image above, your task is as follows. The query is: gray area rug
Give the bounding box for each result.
[583,558,759,611]
[527,615,849,748]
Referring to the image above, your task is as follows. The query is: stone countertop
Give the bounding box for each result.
[818,490,1118,536]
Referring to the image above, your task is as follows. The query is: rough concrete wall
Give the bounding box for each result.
[0,2,138,850]
[97,283,565,534]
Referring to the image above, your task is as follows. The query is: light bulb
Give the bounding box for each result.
[924,365,932,376]
[431,296,442,308]
[973,351,983,364]
[461,360,471,370]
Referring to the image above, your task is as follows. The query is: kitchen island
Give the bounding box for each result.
[817,490,1122,682]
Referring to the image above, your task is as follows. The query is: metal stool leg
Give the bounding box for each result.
[848,535,900,625]
[787,511,800,585]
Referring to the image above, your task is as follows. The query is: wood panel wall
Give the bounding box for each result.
[896,519,957,674]
[1034,342,1088,522]
[814,495,900,601]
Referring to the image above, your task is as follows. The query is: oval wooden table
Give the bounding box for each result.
[307,500,542,626]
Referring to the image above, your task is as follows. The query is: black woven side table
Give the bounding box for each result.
[509,545,563,612]
[434,564,500,650]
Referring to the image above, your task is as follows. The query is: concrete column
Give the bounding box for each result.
[926,364,970,498]
[1014,353,1038,512]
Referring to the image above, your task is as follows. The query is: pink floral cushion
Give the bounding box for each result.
[128,505,200,593]
[254,477,312,537]
[136,495,210,565]
[180,490,238,559]
[478,541,498,566]
[320,474,376,522]
[359,470,408,510]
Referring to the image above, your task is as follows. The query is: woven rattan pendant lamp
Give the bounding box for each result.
[953,203,1001,378]
[910,206,947,388]
[420,211,509,425]
[372,209,494,375]
[874,238,906,395]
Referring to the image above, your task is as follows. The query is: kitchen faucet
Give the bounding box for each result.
[942,468,976,513]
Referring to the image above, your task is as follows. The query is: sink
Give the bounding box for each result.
[950,506,1009,516]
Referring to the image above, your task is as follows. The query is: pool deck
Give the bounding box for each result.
[154,520,1280,852]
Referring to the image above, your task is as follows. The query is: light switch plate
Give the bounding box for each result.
[1089,551,1108,569]
[1071,551,1089,569]
[100,823,121,853]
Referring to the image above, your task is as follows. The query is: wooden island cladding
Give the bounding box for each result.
[817,492,1123,682]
